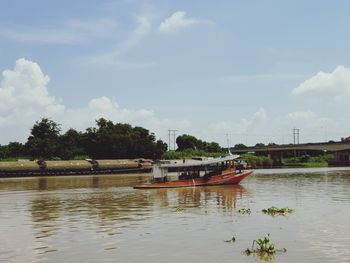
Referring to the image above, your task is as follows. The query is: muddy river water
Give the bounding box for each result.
[1,168,350,263]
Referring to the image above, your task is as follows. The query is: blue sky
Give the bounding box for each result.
[1,0,350,146]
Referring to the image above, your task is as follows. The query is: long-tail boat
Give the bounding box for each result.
[134,155,253,189]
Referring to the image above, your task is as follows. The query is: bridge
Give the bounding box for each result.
[230,141,350,165]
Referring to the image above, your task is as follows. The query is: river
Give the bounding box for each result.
[1,168,350,263]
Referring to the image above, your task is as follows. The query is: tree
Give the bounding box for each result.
[3,117,168,160]
[176,134,223,153]
[7,142,25,158]
[0,145,9,159]
[255,143,265,148]
[233,144,248,149]
[82,118,167,159]
[57,129,85,160]
[25,118,61,159]
[176,134,198,151]
[205,142,222,153]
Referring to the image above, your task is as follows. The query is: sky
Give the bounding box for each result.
[1,0,350,147]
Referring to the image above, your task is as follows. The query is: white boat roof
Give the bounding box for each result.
[158,155,240,169]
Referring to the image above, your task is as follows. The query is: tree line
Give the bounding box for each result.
[0,119,225,161]
[0,118,167,160]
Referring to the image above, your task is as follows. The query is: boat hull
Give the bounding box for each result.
[134,169,253,189]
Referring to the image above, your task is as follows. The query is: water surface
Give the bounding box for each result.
[1,168,350,263]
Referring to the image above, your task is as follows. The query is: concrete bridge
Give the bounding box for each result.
[230,141,350,165]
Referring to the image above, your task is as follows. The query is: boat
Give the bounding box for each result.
[134,155,253,189]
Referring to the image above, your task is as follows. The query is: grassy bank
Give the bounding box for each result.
[241,153,334,169]
[283,162,328,168]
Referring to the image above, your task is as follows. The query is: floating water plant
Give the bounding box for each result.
[244,234,286,258]
[238,208,251,215]
[224,235,236,243]
[175,205,185,212]
[262,206,293,216]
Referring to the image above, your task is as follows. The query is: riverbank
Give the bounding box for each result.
[253,166,350,174]
[0,159,152,177]
[240,153,335,169]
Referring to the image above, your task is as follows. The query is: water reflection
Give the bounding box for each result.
[28,185,247,228]
[0,173,151,191]
[149,185,247,210]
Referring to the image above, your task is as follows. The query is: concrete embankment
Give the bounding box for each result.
[0,159,152,177]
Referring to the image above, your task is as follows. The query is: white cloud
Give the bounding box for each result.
[203,108,267,145]
[0,58,65,125]
[292,65,350,103]
[0,58,190,144]
[287,110,337,130]
[0,19,119,45]
[288,110,317,122]
[121,16,151,54]
[159,11,213,33]
[84,16,154,68]
[286,110,340,142]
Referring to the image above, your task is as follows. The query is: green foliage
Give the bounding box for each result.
[1,117,168,161]
[175,205,185,212]
[233,143,248,149]
[245,234,286,259]
[162,149,224,160]
[176,134,223,153]
[25,118,61,159]
[262,206,294,216]
[82,119,167,159]
[57,128,85,160]
[241,152,334,168]
[255,143,265,148]
[240,153,273,168]
[72,155,90,160]
[253,234,276,254]
[283,153,334,167]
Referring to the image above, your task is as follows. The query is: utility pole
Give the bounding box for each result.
[297,128,300,144]
[293,128,300,158]
[168,129,178,151]
[226,133,230,154]
[293,128,300,145]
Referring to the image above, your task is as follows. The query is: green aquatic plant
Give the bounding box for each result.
[253,234,276,254]
[238,208,251,215]
[262,206,294,216]
[224,235,236,243]
[175,206,185,212]
[244,234,286,259]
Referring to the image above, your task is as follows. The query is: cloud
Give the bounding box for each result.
[0,58,65,124]
[159,11,213,33]
[0,19,119,45]
[292,65,350,103]
[203,108,267,145]
[0,58,190,144]
[286,110,340,142]
[287,110,336,129]
[84,16,154,68]
[288,110,317,122]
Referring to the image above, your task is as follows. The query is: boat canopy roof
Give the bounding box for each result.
[158,155,240,169]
